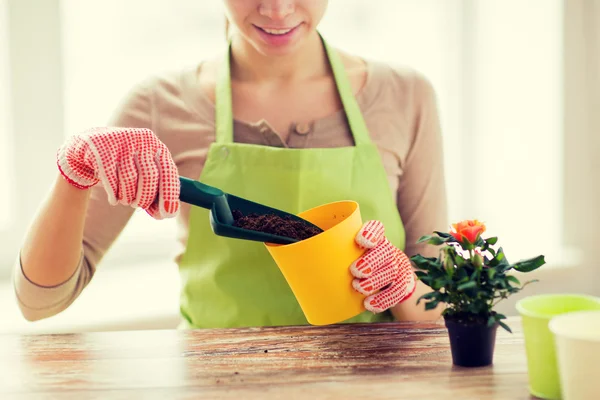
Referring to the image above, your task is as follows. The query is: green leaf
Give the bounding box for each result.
[487,268,496,280]
[416,234,433,244]
[437,292,450,303]
[433,231,454,239]
[425,236,447,245]
[458,276,469,284]
[457,281,477,291]
[432,278,446,290]
[425,301,439,311]
[488,251,502,267]
[487,316,496,327]
[486,237,498,245]
[512,255,546,273]
[496,251,505,262]
[498,320,512,333]
[410,254,439,265]
[507,275,521,285]
[490,247,510,269]
[410,255,442,273]
[456,267,468,280]
[417,234,449,245]
[417,292,438,304]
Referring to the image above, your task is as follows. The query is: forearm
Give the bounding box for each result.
[390,276,444,321]
[20,174,91,287]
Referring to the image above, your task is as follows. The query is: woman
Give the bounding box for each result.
[14,0,448,328]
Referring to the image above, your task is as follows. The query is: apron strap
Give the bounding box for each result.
[215,46,234,144]
[214,36,372,146]
[321,36,371,146]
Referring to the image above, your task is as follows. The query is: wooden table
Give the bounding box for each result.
[0,317,536,399]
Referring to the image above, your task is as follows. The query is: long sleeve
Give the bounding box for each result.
[13,80,154,321]
[397,73,449,259]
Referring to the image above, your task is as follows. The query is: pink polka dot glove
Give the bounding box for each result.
[351,220,416,313]
[56,127,180,219]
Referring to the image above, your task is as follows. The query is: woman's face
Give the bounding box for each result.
[223,0,328,56]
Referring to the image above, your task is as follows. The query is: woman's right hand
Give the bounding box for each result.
[56,127,180,219]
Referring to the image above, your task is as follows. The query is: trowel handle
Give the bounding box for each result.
[178,177,234,225]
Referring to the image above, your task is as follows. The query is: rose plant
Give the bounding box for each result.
[410,219,546,367]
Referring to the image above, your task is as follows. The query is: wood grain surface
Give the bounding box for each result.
[0,317,538,399]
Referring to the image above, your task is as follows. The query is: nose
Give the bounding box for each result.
[258,1,295,20]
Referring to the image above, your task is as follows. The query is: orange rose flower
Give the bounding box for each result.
[450,219,486,245]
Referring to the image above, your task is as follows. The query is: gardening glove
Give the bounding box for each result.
[350,220,416,313]
[56,127,180,219]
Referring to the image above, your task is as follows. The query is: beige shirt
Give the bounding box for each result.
[14,58,448,321]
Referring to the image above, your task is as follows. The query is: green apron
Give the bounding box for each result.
[178,37,406,329]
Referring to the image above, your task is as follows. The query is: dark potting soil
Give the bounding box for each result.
[232,210,323,241]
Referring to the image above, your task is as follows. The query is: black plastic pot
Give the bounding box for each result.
[444,315,498,367]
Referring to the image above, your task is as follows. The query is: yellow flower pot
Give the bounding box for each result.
[265,200,367,325]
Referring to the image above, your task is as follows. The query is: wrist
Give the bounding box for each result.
[391,278,445,321]
[54,173,93,198]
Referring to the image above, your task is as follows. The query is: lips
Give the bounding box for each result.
[255,24,299,35]
[259,27,294,35]
[253,23,302,47]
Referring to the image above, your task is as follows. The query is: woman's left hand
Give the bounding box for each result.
[350,220,416,313]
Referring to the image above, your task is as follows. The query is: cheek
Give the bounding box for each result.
[223,0,257,24]
[303,0,328,26]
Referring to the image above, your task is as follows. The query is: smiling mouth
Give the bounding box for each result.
[254,24,299,36]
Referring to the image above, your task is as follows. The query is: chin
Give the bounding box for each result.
[253,41,305,57]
